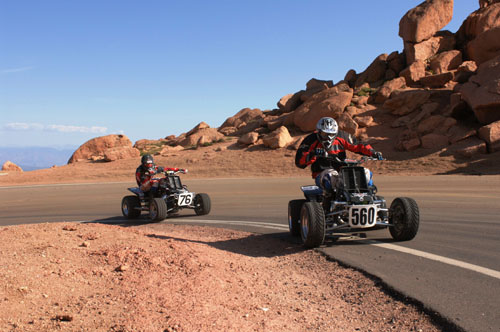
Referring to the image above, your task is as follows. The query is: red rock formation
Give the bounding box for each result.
[399,0,454,43]
[68,134,139,164]
[2,161,23,172]
[460,55,500,124]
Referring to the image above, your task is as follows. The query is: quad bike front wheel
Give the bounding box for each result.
[288,199,305,237]
[194,193,211,216]
[122,196,141,219]
[149,198,168,222]
[389,197,419,241]
[300,201,326,248]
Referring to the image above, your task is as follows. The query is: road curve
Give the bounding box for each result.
[1,175,499,332]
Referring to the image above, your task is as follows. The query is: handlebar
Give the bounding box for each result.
[316,155,385,168]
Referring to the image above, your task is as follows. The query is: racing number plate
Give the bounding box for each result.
[348,205,378,228]
[177,193,194,206]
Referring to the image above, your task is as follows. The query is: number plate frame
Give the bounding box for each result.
[177,193,194,207]
[348,204,378,228]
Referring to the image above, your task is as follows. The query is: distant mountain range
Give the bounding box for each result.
[0,146,76,170]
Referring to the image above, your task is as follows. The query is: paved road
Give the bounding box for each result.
[1,176,499,332]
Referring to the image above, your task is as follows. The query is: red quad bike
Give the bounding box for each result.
[121,170,211,222]
[288,156,419,248]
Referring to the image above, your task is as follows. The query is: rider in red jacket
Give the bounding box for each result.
[136,154,187,193]
[295,117,382,190]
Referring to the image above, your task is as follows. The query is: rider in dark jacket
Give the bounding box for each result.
[295,117,382,190]
[136,154,187,193]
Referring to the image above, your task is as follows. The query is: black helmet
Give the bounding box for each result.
[141,154,154,167]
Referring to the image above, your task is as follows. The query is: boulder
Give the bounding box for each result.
[450,136,487,157]
[460,55,500,124]
[277,91,304,113]
[401,138,422,151]
[454,61,478,83]
[458,3,500,41]
[466,27,500,65]
[383,89,431,116]
[262,126,293,149]
[399,0,454,43]
[219,108,263,129]
[233,120,263,136]
[238,132,259,145]
[421,133,449,149]
[478,119,500,152]
[344,69,357,87]
[104,146,140,162]
[417,115,447,134]
[69,134,135,164]
[479,0,500,8]
[160,145,184,156]
[404,31,456,64]
[354,115,374,127]
[374,77,407,104]
[134,139,165,150]
[186,121,210,137]
[419,72,454,88]
[218,126,238,136]
[448,125,477,143]
[306,78,334,91]
[293,84,353,132]
[266,113,289,131]
[387,51,406,75]
[337,113,359,136]
[430,50,462,74]
[354,54,388,87]
[179,128,225,147]
[2,160,23,172]
[400,60,426,85]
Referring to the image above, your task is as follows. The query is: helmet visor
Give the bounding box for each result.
[319,131,336,142]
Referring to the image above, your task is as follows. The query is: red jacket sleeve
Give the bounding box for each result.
[338,137,374,156]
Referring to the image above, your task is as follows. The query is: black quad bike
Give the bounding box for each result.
[121,170,211,222]
[288,156,419,248]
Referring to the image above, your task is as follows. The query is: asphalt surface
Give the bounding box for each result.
[1,176,499,332]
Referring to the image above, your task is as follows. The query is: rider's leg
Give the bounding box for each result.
[364,167,374,187]
[316,170,340,192]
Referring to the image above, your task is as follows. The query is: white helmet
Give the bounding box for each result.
[316,117,338,149]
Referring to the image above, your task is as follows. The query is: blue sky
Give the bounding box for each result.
[0,1,478,148]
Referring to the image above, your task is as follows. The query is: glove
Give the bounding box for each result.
[147,167,156,175]
[181,169,188,174]
[314,148,326,157]
[371,151,383,160]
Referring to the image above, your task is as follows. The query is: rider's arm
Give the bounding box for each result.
[338,137,375,156]
[295,134,319,168]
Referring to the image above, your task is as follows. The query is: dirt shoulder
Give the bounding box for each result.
[0,222,447,332]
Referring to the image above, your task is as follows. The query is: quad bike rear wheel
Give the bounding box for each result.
[300,201,326,248]
[149,198,168,222]
[194,193,211,216]
[389,197,419,241]
[288,199,305,237]
[122,195,141,219]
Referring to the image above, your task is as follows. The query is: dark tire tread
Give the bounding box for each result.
[389,197,419,241]
[122,195,141,219]
[194,193,211,216]
[301,202,326,248]
[288,199,305,237]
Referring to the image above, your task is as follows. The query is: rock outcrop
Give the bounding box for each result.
[460,55,500,124]
[262,126,293,149]
[68,134,139,163]
[399,0,454,44]
[2,161,23,172]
